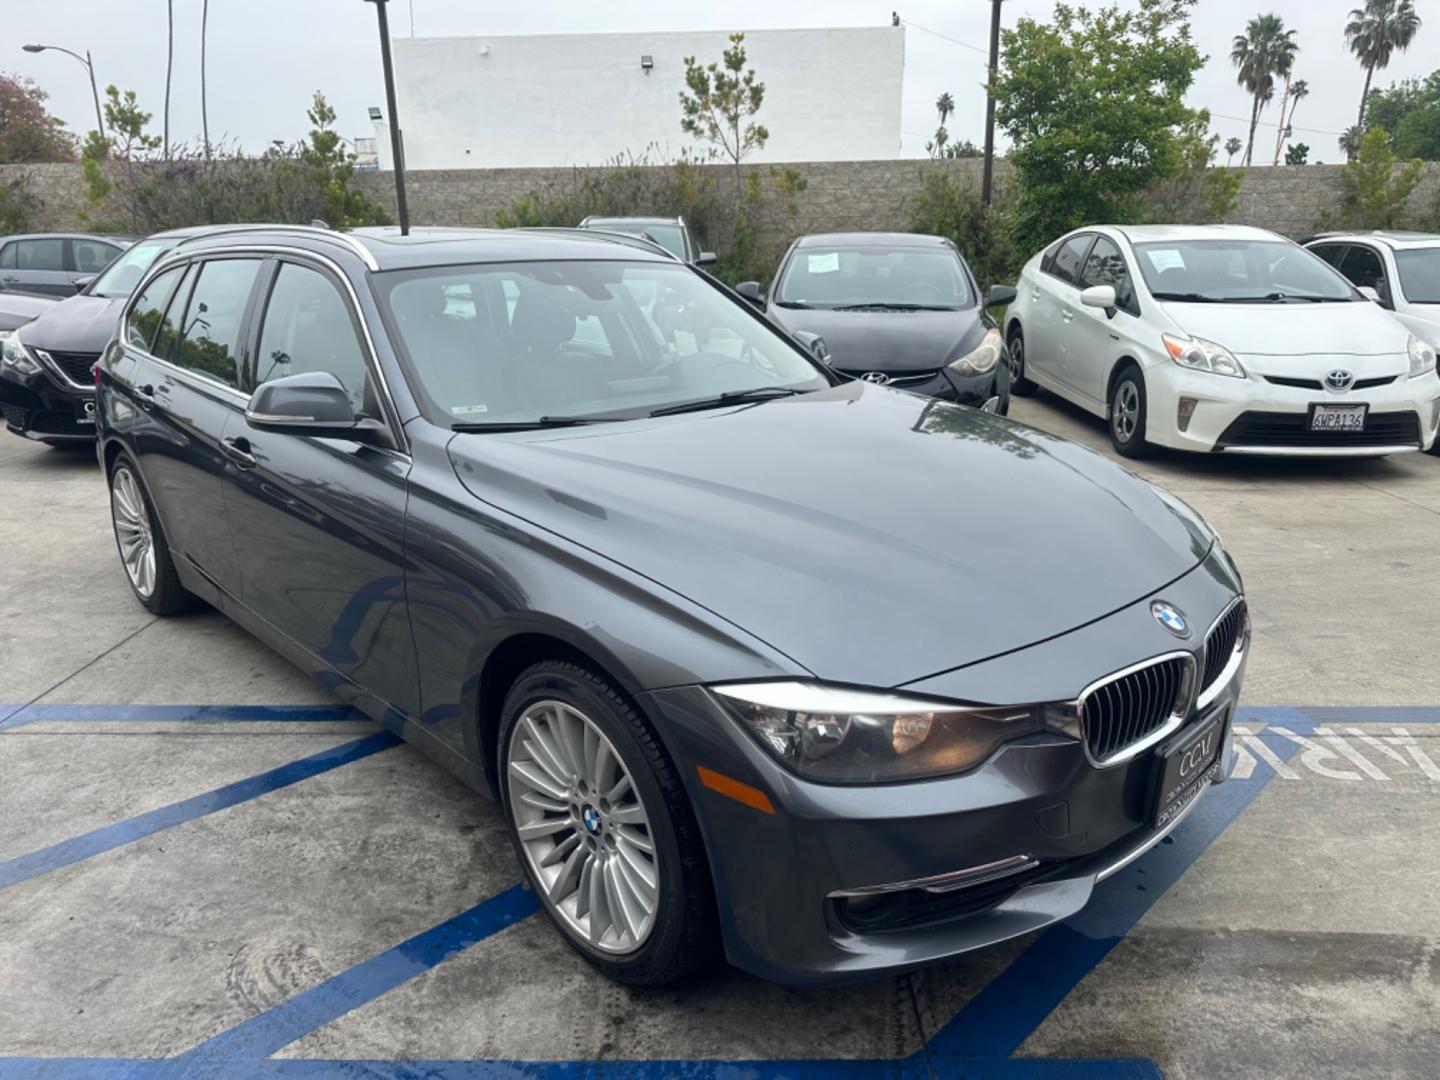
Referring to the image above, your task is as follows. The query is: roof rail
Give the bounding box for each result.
[173,224,379,271]
[515,226,680,261]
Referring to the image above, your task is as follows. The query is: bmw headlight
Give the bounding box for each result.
[1,334,42,376]
[711,681,1041,784]
[1407,334,1436,379]
[948,327,1004,377]
[1162,334,1246,379]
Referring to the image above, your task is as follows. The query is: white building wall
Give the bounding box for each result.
[379,27,904,170]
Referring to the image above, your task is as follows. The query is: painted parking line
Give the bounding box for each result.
[0,732,399,890]
[0,704,365,733]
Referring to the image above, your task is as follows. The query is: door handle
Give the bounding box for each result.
[221,436,257,469]
[134,383,157,408]
[1031,289,1041,302]
[1062,309,1075,322]
[2,276,18,283]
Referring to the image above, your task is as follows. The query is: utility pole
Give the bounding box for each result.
[981,0,1003,206]
[22,43,105,139]
[365,0,410,234]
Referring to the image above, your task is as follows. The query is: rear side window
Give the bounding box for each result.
[175,258,263,387]
[256,262,371,413]
[1049,235,1093,285]
[13,238,65,272]
[1079,237,1138,314]
[126,266,185,351]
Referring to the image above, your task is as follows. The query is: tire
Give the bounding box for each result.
[499,660,717,987]
[1008,327,1037,396]
[107,454,195,615]
[1109,364,1152,459]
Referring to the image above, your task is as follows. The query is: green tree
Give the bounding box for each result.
[1231,14,1296,167]
[1284,142,1309,164]
[1365,72,1440,160]
[679,33,769,212]
[0,72,76,163]
[1339,124,1363,160]
[300,92,390,228]
[993,0,1206,252]
[1346,0,1422,131]
[1321,126,1423,229]
[1224,136,1243,164]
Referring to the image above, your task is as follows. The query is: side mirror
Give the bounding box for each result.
[792,330,830,364]
[985,284,1018,308]
[1080,284,1117,311]
[696,251,718,266]
[1357,285,1381,304]
[72,275,96,292]
[245,371,389,444]
[735,281,765,305]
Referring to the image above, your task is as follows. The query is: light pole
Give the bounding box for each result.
[981,0,1003,206]
[363,0,409,235]
[22,43,105,140]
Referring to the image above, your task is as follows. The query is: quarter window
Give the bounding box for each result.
[1050,235,1093,285]
[125,266,186,352]
[256,262,372,414]
[1079,237,1138,314]
[175,258,263,387]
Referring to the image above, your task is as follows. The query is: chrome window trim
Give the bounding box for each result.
[126,243,410,456]
[1055,650,1197,770]
[1196,595,1249,711]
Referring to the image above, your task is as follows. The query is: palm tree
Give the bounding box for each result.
[163,0,173,157]
[929,91,955,158]
[1284,79,1309,138]
[201,0,210,156]
[1345,0,1422,130]
[1339,125,1363,160]
[1268,33,1301,166]
[1224,136,1243,165]
[1232,15,1296,166]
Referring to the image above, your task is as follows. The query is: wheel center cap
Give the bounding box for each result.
[581,805,602,835]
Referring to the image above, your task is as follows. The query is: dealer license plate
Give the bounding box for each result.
[1150,710,1226,828]
[74,400,95,426]
[1310,403,1367,432]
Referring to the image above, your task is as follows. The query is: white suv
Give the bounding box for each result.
[1005,224,1439,457]
[1305,231,1440,355]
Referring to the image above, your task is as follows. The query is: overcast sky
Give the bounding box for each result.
[5,1,1433,166]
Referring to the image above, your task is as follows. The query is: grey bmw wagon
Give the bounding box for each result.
[95,225,1248,987]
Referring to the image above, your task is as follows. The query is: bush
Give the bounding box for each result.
[1320,127,1424,230]
[0,170,40,233]
[907,169,1023,288]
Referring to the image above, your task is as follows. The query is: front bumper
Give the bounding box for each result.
[644,554,1246,985]
[0,363,97,444]
[1142,364,1440,455]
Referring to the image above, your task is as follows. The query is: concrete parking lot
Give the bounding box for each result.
[2,391,1438,1078]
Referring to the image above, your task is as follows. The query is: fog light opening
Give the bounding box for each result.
[1177,397,1198,432]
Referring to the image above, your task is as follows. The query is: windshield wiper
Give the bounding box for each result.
[451,416,618,433]
[648,386,804,417]
[1150,291,1225,303]
[773,300,811,309]
[833,302,929,312]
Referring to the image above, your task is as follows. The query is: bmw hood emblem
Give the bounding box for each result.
[1151,600,1190,638]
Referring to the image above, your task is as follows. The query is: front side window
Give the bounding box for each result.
[73,239,120,275]
[1133,240,1357,303]
[1337,245,1387,294]
[774,246,973,309]
[1079,237,1138,313]
[256,262,372,414]
[174,258,263,387]
[92,240,176,299]
[376,259,827,426]
[1394,248,1440,304]
[126,266,185,351]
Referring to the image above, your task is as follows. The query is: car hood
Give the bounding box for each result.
[18,293,125,353]
[1160,299,1409,357]
[447,383,1212,688]
[0,291,59,330]
[771,306,983,372]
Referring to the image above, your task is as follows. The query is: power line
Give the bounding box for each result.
[896,15,990,57]
[1208,110,1345,138]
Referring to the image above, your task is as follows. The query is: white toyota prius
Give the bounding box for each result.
[1004,224,1440,457]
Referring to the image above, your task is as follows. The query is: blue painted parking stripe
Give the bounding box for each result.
[0,732,399,890]
[0,703,366,733]
[178,882,542,1064]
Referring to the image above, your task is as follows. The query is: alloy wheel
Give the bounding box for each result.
[1113,380,1140,444]
[110,467,156,598]
[1010,336,1024,382]
[506,699,659,954]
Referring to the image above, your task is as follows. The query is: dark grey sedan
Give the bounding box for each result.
[0,232,128,296]
[95,224,1248,988]
[738,232,1016,412]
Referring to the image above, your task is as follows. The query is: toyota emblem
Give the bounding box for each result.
[1323,369,1355,392]
[860,371,891,385]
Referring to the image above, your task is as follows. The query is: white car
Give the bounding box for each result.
[1305,231,1440,352]
[1004,224,1440,457]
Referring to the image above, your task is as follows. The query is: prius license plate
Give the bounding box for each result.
[1310,403,1367,432]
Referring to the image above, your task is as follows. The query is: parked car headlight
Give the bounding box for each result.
[948,328,1004,377]
[1,334,42,376]
[1407,334,1437,379]
[711,681,1041,784]
[1162,334,1246,379]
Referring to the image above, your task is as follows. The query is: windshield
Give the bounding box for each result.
[774,246,972,310]
[376,259,829,426]
[90,239,176,299]
[1394,248,1440,304]
[587,222,687,260]
[1133,240,1357,303]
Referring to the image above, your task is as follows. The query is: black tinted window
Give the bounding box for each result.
[154,264,196,360]
[1050,235,1092,284]
[1310,244,1345,268]
[126,266,185,351]
[175,259,262,387]
[257,263,370,414]
[1338,246,1386,291]
[1079,237,1138,313]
